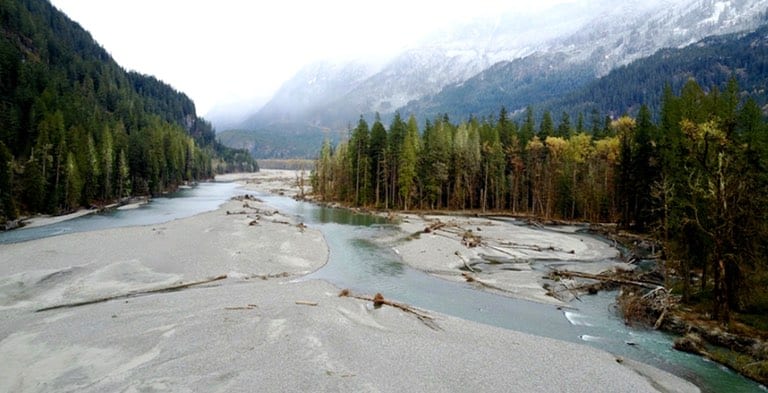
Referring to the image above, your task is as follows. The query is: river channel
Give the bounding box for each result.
[0,181,764,392]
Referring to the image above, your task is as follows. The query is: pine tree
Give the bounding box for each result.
[539,111,554,139]
[591,108,603,137]
[556,111,572,138]
[576,112,586,134]
[369,114,388,207]
[520,106,535,145]
[482,123,505,211]
[398,115,420,210]
[632,105,657,230]
[614,116,637,228]
[0,142,16,220]
[497,106,515,148]
[388,112,407,208]
[420,119,451,209]
[100,126,114,201]
[348,116,371,206]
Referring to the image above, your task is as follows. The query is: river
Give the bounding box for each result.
[0,181,764,392]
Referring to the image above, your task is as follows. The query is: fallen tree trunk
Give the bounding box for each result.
[36,274,228,312]
[550,270,662,290]
[455,251,477,273]
[461,272,512,294]
[338,289,439,330]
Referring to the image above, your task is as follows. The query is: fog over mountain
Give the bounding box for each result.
[235,0,609,130]
[216,0,768,157]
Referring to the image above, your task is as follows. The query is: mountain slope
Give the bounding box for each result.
[240,1,608,131]
[401,53,595,121]
[218,124,343,159]
[539,23,768,120]
[243,60,379,129]
[399,0,768,122]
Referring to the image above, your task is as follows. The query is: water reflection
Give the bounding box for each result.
[312,207,385,226]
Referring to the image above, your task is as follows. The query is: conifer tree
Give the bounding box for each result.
[348,116,371,206]
[398,115,420,210]
[369,115,388,207]
[632,105,657,230]
[388,112,407,208]
[556,111,572,138]
[520,106,536,146]
[539,111,554,139]
[420,119,451,209]
[0,142,16,220]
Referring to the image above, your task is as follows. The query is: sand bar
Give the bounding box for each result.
[0,170,698,392]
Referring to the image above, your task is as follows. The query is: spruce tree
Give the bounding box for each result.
[539,111,554,139]
[348,116,370,205]
[369,114,388,207]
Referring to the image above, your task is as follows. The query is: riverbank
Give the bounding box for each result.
[6,196,152,231]
[18,208,99,229]
[0,170,698,392]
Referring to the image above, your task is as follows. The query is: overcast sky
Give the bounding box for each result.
[50,1,572,116]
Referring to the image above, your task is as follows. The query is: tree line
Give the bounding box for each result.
[312,78,768,322]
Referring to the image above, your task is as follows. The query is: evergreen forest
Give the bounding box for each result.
[0,0,257,224]
[312,79,768,323]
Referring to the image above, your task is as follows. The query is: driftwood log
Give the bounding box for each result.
[36,274,228,312]
[338,289,439,330]
[455,251,477,273]
[461,272,522,297]
[550,270,663,290]
[225,304,258,310]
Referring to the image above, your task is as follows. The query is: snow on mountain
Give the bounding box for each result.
[242,1,607,129]
[554,0,768,75]
[335,2,606,115]
[400,0,768,121]
[237,0,767,131]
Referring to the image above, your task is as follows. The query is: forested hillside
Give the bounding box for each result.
[402,23,768,125]
[218,124,341,159]
[400,54,595,123]
[540,24,768,120]
[0,0,256,223]
[313,79,768,322]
